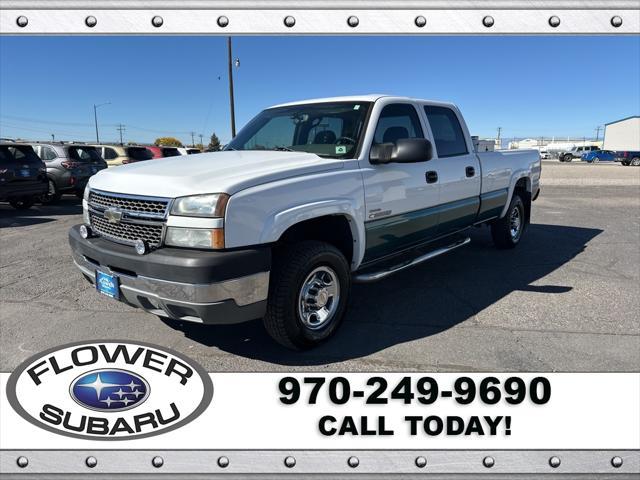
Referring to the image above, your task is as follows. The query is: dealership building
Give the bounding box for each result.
[603,116,640,151]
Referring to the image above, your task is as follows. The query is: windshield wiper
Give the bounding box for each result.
[271,146,294,152]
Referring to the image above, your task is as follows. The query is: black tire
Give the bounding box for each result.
[563,154,573,162]
[631,157,640,167]
[621,161,630,166]
[40,179,61,205]
[263,240,351,350]
[9,197,36,210]
[490,193,526,250]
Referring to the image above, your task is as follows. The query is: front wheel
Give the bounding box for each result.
[563,155,573,162]
[40,179,61,204]
[491,193,526,249]
[263,240,351,350]
[631,157,640,167]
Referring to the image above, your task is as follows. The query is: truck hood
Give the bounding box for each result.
[89,150,344,198]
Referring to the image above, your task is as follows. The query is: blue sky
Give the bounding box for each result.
[1,36,638,145]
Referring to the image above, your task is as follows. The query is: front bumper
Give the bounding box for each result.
[69,225,270,324]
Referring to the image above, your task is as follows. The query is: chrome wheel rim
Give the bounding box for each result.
[510,205,522,241]
[298,266,340,330]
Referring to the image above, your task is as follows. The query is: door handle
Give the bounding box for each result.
[425,171,438,184]
[466,166,475,177]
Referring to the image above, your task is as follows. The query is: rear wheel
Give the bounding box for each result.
[593,156,599,163]
[631,157,640,167]
[491,193,526,249]
[263,240,351,350]
[563,154,573,162]
[9,197,36,210]
[40,179,61,204]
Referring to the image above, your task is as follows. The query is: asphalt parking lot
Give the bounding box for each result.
[1,161,639,372]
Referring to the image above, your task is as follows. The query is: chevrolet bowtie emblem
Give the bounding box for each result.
[104,207,123,224]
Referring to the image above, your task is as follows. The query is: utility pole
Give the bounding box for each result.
[93,102,111,144]
[227,36,237,138]
[496,127,502,149]
[190,131,195,147]
[199,134,204,148]
[595,125,601,142]
[116,124,126,145]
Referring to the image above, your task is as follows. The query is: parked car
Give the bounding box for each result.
[619,151,640,166]
[558,145,600,162]
[146,146,181,159]
[539,150,551,159]
[581,150,617,163]
[69,94,541,350]
[177,147,202,155]
[0,142,48,209]
[90,145,155,167]
[31,143,107,203]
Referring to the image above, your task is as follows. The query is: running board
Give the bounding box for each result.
[353,237,471,283]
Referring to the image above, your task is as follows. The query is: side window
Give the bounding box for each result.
[42,147,57,161]
[373,104,424,145]
[423,106,469,158]
[104,148,118,160]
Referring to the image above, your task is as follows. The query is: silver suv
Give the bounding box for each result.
[559,145,600,162]
[31,143,107,203]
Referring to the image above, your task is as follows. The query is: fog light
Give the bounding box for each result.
[135,239,148,255]
[79,225,91,239]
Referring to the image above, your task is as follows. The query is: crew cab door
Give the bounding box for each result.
[361,102,440,263]
[421,104,481,235]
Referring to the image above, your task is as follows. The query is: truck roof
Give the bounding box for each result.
[270,94,458,110]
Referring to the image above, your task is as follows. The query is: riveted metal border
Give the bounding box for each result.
[0,5,639,33]
[1,450,639,474]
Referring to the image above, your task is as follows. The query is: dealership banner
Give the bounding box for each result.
[1,341,638,469]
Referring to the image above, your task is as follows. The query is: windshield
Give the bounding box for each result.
[226,102,372,159]
[0,145,42,165]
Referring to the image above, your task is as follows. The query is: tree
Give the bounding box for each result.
[154,137,183,147]
[208,132,222,152]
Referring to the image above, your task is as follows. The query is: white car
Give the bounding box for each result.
[177,147,202,155]
[69,95,541,349]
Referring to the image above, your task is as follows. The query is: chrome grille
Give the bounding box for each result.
[89,190,169,217]
[89,212,163,247]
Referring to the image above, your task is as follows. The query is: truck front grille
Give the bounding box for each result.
[89,190,169,218]
[89,212,163,247]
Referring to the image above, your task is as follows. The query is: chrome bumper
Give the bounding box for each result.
[72,251,269,324]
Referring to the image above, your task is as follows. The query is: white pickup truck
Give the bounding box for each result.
[69,95,540,349]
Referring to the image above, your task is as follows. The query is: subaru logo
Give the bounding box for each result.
[104,207,123,224]
[70,369,149,412]
[6,340,213,440]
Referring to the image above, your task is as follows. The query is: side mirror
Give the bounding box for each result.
[370,138,433,164]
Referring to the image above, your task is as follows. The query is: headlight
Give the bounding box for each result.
[165,227,225,249]
[82,186,90,224]
[171,193,229,217]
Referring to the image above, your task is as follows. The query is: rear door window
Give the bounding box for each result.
[41,146,58,161]
[373,103,424,145]
[423,106,469,158]
[104,147,118,160]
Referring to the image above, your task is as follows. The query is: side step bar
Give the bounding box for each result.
[353,237,471,283]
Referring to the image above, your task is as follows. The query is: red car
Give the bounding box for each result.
[145,146,181,159]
